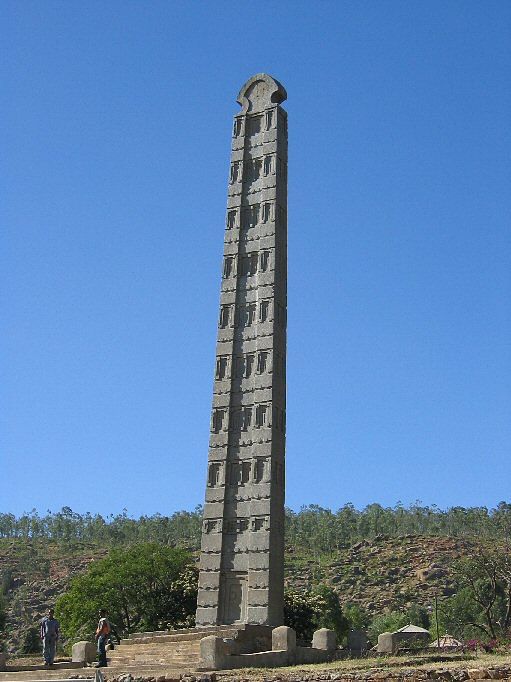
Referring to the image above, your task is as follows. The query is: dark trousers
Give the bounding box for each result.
[43,636,56,664]
[97,634,108,666]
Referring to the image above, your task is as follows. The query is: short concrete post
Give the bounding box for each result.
[0,653,6,670]
[312,628,337,651]
[272,625,296,665]
[72,641,97,664]
[272,625,296,652]
[200,635,230,670]
[377,631,395,654]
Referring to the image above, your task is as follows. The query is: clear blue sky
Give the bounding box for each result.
[2,1,510,518]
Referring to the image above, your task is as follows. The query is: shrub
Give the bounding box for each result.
[20,626,40,654]
[284,584,348,643]
[56,543,198,639]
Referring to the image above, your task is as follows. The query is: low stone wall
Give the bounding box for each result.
[199,626,337,670]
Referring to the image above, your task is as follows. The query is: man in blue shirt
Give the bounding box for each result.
[40,608,60,666]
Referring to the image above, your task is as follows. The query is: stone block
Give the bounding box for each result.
[195,607,218,626]
[247,588,269,607]
[348,628,368,652]
[246,551,270,571]
[272,625,296,652]
[200,636,230,670]
[72,640,97,664]
[246,606,270,623]
[312,628,337,651]
[377,632,395,654]
[197,590,219,608]
[0,653,6,670]
[198,573,221,590]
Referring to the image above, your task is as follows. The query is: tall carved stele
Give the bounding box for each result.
[195,74,287,627]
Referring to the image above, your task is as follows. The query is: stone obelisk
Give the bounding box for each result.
[195,74,287,627]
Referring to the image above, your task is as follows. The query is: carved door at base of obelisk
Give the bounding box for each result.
[219,572,247,624]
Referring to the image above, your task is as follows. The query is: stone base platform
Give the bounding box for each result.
[0,625,277,679]
[107,624,273,669]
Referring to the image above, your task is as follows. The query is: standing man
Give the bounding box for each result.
[95,609,111,667]
[40,608,60,666]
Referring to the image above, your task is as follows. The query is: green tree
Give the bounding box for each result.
[20,626,41,654]
[449,550,511,640]
[430,588,484,641]
[344,603,370,631]
[0,593,7,631]
[55,543,197,641]
[367,611,409,643]
[284,585,348,643]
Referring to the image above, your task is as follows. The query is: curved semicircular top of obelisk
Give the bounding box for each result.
[237,73,287,114]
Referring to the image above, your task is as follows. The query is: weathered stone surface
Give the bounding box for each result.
[348,628,368,652]
[199,636,230,670]
[376,632,394,654]
[312,628,336,651]
[272,626,296,652]
[196,74,288,628]
[71,640,97,664]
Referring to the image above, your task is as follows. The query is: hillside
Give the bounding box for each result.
[286,534,477,617]
[0,534,480,655]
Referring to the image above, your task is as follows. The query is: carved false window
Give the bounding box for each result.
[260,251,269,272]
[257,351,268,374]
[250,253,258,274]
[243,303,256,327]
[223,256,234,278]
[255,458,266,483]
[226,209,237,229]
[204,519,217,533]
[263,154,275,176]
[242,407,252,430]
[261,202,272,222]
[259,299,270,323]
[247,115,262,136]
[245,159,262,182]
[208,463,221,487]
[240,253,256,276]
[212,409,226,433]
[233,118,243,137]
[265,110,274,130]
[229,161,241,184]
[241,204,259,229]
[241,461,251,484]
[252,516,265,531]
[229,462,240,484]
[238,518,249,532]
[219,305,231,328]
[216,355,229,380]
[245,354,254,377]
[255,404,267,427]
[230,409,242,431]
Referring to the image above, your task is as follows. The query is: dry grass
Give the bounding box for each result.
[218,652,511,680]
